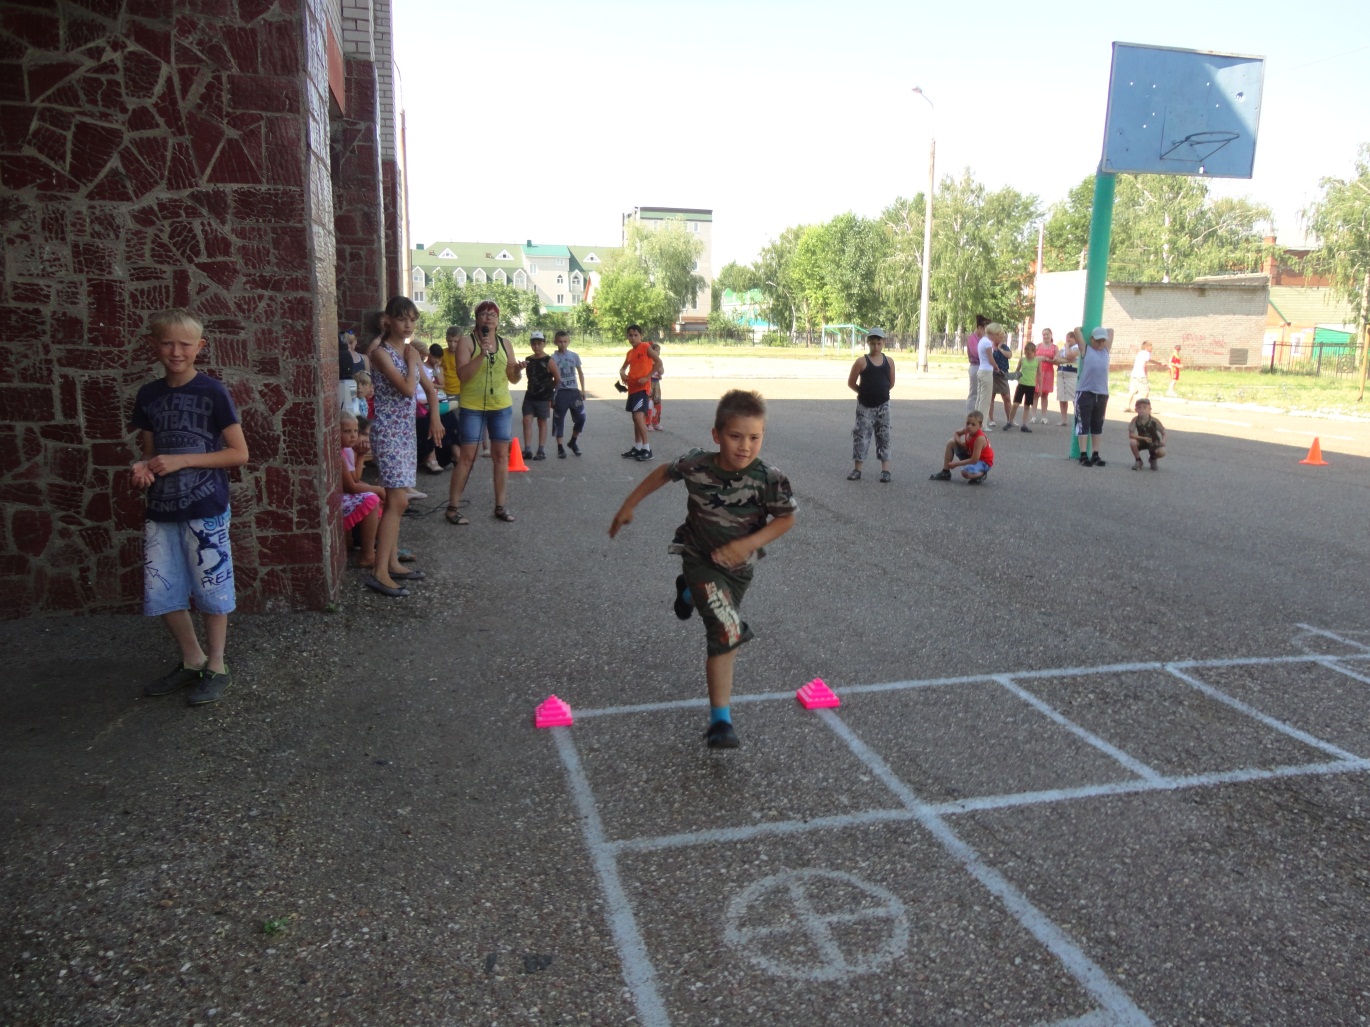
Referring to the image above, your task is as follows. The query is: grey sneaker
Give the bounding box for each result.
[145,661,204,697]
[187,667,231,705]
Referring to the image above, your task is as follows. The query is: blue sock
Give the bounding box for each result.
[710,706,731,725]
[681,586,692,604]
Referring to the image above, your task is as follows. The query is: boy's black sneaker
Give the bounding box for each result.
[966,474,986,485]
[1020,425,1032,433]
[145,661,204,697]
[928,469,951,481]
[1079,455,1091,466]
[673,574,694,620]
[187,667,231,705]
[705,720,740,749]
[568,439,581,456]
[522,449,533,461]
[635,448,653,461]
[1090,452,1106,467]
[534,448,546,460]
[621,447,640,459]
[557,444,566,459]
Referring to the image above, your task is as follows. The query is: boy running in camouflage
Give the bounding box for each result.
[609,390,797,749]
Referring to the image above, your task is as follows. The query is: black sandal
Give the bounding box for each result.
[445,505,469,525]
[493,506,516,523]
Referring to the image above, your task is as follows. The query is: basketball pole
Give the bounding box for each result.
[1071,168,1116,460]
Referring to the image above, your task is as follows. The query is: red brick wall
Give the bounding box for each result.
[0,0,347,617]
[332,54,385,334]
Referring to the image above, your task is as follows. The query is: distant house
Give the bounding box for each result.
[622,206,714,330]
[408,240,616,314]
[1260,237,1357,365]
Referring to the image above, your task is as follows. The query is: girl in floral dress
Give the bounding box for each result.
[365,297,443,596]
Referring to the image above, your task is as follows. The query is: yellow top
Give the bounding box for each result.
[458,336,513,412]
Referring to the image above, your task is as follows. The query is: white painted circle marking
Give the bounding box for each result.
[723,869,910,982]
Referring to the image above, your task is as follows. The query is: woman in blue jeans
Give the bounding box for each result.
[445,300,524,523]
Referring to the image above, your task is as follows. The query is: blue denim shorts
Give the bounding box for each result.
[458,405,513,445]
[144,508,236,617]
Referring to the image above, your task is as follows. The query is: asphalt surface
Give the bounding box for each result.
[3,360,1370,1026]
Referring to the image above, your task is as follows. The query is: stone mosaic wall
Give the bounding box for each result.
[332,53,384,334]
[0,0,350,617]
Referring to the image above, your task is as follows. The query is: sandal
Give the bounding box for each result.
[397,548,417,563]
[445,505,469,526]
[846,469,861,481]
[493,506,516,523]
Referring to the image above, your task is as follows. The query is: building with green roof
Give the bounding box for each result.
[409,239,619,315]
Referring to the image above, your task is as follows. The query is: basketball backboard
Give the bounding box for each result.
[1101,42,1264,179]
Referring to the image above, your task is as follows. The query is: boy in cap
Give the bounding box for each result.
[521,331,560,460]
[847,327,896,482]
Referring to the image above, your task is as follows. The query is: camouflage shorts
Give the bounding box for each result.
[681,553,754,657]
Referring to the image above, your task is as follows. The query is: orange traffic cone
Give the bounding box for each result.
[508,443,529,473]
[1299,438,1328,466]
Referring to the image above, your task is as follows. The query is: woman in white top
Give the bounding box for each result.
[1055,328,1082,427]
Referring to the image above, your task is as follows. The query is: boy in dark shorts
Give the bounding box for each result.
[521,331,560,460]
[610,390,797,749]
[1127,399,1167,470]
[618,324,663,461]
[130,309,250,704]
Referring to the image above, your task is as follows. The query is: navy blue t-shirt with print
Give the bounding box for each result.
[130,372,241,522]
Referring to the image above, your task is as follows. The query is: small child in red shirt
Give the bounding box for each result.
[929,411,995,484]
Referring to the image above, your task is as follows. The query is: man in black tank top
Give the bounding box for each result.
[846,327,896,483]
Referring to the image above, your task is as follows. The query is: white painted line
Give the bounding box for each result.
[817,709,1154,1026]
[576,653,1348,720]
[551,728,669,1027]
[1319,658,1370,687]
[1274,428,1355,440]
[610,757,1370,854]
[1295,623,1370,652]
[994,676,1163,782]
[612,807,914,854]
[1163,664,1363,762]
[935,758,1370,816]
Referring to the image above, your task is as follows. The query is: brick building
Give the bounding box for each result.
[0,0,409,617]
[1033,270,1268,368]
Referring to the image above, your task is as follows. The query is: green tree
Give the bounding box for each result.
[572,298,599,335]
[1303,143,1370,377]
[876,194,927,336]
[622,217,706,315]
[927,170,1040,333]
[594,264,674,337]
[424,273,541,334]
[754,225,807,336]
[1043,174,1272,282]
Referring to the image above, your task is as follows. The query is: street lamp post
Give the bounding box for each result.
[912,86,934,373]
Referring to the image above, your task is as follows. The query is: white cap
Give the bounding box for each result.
[1091,326,1109,341]
[867,327,887,339]
[529,331,545,341]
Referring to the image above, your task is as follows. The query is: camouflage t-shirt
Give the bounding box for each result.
[1130,415,1165,444]
[665,448,797,568]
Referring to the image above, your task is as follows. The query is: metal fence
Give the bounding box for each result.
[1264,339,1359,377]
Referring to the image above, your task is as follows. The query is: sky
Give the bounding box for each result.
[392,0,1370,269]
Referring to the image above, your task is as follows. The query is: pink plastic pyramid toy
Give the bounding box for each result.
[796,678,840,709]
[534,695,574,728]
